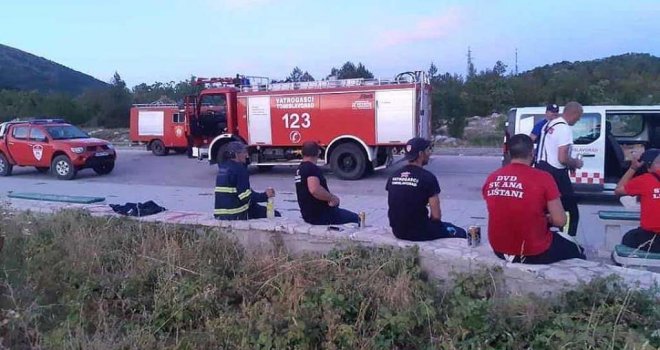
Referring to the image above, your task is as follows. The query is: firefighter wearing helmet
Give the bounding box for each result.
[214,141,280,220]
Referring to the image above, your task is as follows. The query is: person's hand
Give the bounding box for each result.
[574,158,584,169]
[265,187,276,198]
[328,195,340,207]
[630,156,643,171]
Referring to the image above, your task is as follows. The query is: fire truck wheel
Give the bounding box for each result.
[0,153,13,176]
[150,140,168,156]
[93,162,115,175]
[35,167,50,174]
[51,155,77,180]
[330,143,367,180]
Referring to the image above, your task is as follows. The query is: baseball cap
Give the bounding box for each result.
[640,148,659,166]
[404,137,432,161]
[546,103,559,113]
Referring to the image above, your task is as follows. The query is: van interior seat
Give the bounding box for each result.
[604,121,629,178]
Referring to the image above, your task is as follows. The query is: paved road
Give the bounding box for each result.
[7,150,502,201]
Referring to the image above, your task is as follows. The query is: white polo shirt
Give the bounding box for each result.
[539,117,573,169]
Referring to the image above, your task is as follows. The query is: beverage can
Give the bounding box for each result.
[358,211,366,228]
[467,225,481,247]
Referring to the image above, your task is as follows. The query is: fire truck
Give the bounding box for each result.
[182,71,431,180]
[129,104,188,156]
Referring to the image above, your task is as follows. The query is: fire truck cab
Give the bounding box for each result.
[185,72,432,180]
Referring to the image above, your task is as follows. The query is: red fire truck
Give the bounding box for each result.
[129,104,188,156]
[184,71,431,179]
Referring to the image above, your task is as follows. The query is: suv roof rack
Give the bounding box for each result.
[27,118,69,124]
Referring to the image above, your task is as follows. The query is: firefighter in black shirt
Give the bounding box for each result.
[386,137,467,241]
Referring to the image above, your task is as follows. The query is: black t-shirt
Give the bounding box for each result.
[295,161,330,221]
[386,164,441,238]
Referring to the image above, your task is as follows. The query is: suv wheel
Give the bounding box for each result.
[0,153,12,176]
[93,162,115,175]
[52,155,77,180]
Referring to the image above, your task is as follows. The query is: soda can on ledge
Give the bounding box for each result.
[467,225,481,247]
[358,211,366,228]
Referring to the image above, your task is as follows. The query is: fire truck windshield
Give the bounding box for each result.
[45,125,89,140]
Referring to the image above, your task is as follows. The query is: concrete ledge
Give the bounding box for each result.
[4,199,660,295]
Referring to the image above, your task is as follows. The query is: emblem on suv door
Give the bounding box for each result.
[32,145,43,161]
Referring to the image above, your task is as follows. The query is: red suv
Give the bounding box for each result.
[0,119,116,180]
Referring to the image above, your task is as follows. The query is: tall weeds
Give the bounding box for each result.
[1,209,659,349]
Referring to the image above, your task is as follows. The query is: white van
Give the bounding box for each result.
[504,105,660,197]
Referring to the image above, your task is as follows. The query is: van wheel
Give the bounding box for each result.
[35,167,49,174]
[0,154,13,176]
[151,140,168,156]
[329,143,367,180]
[52,155,77,180]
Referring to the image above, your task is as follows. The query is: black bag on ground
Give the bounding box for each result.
[110,200,166,217]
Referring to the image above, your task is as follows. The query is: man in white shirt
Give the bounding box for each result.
[536,101,584,236]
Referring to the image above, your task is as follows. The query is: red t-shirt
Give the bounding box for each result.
[482,163,560,256]
[624,171,660,233]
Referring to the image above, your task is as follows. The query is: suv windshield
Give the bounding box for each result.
[45,125,89,140]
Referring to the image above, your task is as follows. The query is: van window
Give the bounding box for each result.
[572,113,601,145]
[606,114,644,137]
[12,126,29,139]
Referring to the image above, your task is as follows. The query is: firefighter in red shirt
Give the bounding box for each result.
[614,149,660,252]
[483,134,586,264]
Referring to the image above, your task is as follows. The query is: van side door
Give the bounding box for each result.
[570,111,605,192]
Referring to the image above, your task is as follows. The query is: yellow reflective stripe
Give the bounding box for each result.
[214,202,250,215]
[215,186,237,193]
[237,189,252,200]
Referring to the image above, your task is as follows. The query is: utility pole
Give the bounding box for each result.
[467,47,475,79]
[515,48,519,75]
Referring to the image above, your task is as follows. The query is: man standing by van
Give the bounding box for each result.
[530,103,559,143]
[536,101,584,237]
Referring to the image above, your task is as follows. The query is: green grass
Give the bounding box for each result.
[1,209,659,349]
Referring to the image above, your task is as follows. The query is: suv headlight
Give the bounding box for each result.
[71,147,85,154]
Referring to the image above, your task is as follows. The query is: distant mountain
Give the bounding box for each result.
[0,43,108,95]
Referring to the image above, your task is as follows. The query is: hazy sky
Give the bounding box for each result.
[1,0,658,86]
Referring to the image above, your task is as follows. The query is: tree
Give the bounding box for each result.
[327,62,374,79]
[467,47,476,80]
[285,67,315,82]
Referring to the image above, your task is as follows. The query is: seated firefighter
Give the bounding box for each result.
[614,149,660,252]
[214,142,281,220]
[386,137,466,241]
[483,134,586,264]
[294,141,360,225]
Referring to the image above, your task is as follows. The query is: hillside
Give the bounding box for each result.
[511,53,660,106]
[0,43,108,95]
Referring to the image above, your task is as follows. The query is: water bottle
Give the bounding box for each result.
[266,188,275,219]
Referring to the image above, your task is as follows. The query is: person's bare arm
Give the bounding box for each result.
[547,198,567,228]
[307,177,337,203]
[615,157,642,196]
[428,195,442,221]
[557,145,583,169]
